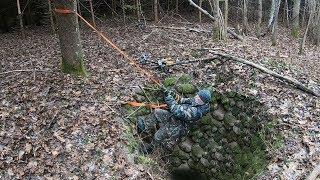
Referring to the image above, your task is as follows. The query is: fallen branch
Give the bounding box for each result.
[150,25,210,33]
[215,52,319,97]
[187,0,244,41]
[307,163,320,180]
[0,69,52,75]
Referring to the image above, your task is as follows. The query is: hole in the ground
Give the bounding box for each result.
[124,74,281,179]
[169,91,272,179]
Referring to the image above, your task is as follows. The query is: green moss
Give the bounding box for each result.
[136,155,157,166]
[61,56,88,77]
[123,125,139,153]
[179,74,193,83]
[176,84,197,94]
[164,77,177,87]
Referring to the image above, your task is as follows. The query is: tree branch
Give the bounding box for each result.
[187,0,243,41]
[215,52,319,97]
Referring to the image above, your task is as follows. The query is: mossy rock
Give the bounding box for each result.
[178,74,193,83]
[176,84,197,94]
[172,147,190,161]
[191,144,205,159]
[163,77,177,87]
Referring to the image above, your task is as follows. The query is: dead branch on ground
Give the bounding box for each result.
[215,52,319,97]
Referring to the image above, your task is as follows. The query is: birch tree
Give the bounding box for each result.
[53,0,88,76]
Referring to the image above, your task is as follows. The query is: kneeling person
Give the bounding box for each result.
[137,89,212,154]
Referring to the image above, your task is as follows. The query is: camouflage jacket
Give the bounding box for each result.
[164,93,210,124]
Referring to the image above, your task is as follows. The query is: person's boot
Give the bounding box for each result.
[139,142,155,154]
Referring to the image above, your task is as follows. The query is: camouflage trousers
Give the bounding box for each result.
[139,109,187,150]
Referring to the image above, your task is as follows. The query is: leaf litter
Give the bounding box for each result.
[0,18,319,179]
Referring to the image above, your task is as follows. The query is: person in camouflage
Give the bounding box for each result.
[137,89,212,154]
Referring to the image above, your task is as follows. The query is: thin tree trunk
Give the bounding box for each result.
[243,0,249,34]
[224,0,228,28]
[176,0,179,13]
[111,0,115,17]
[89,0,96,27]
[136,0,141,21]
[16,0,25,37]
[285,0,290,27]
[121,0,126,24]
[256,0,262,37]
[77,0,82,16]
[48,0,55,33]
[154,0,159,22]
[299,0,315,54]
[292,0,301,37]
[199,0,203,23]
[272,0,281,46]
[53,0,88,76]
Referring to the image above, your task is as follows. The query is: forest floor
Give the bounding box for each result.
[0,16,319,179]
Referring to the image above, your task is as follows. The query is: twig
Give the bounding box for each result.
[0,69,52,75]
[307,163,320,180]
[215,52,319,97]
[187,0,244,41]
[139,85,152,103]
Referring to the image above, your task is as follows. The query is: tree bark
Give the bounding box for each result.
[224,0,228,28]
[16,0,25,37]
[48,0,55,33]
[284,0,290,27]
[243,0,249,34]
[292,0,301,37]
[154,0,159,22]
[89,0,96,27]
[53,0,88,76]
[299,0,315,54]
[199,0,203,23]
[271,0,281,46]
[256,0,262,37]
[292,0,301,38]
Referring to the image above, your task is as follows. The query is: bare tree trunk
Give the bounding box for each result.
[111,0,115,17]
[212,0,226,40]
[272,0,281,46]
[48,0,55,33]
[121,0,126,24]
[256,0,262,37]
[243,0,249,34]
[16,0,25,37]
[136,0,141,22]
[89,0,96,27]
[284,0,290,27]
[199,0,203,23]
[154,0,159,22]
[299,0,315,54]
[53,0,88,76]
[292,0,301,37]
[77,0,82,16]
[176,0,179,13]
[224,0,228,28]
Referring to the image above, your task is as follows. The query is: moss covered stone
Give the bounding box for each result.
[163,77,177,87]
[176,83,197,94]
